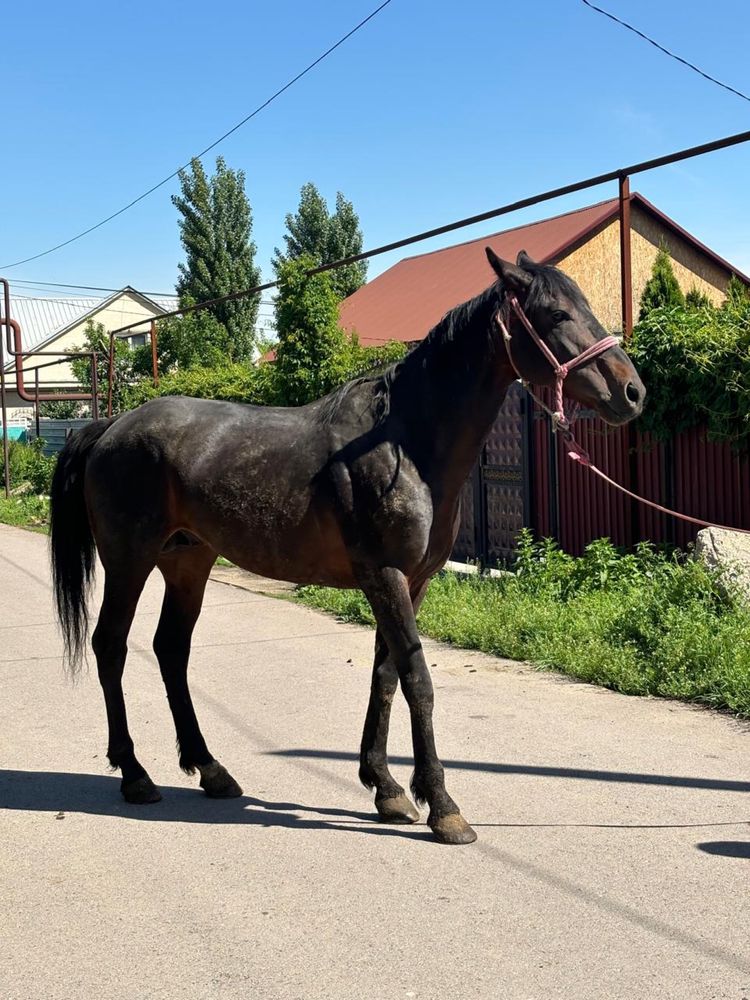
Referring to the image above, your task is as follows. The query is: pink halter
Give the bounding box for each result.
[495,293,620,431]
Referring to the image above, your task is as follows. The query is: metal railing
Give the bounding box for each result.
[2,126,749,498]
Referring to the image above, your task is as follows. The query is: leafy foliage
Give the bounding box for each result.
[274,182,367,299]
[298,531,750,717]
[628,290,750,445]
[38,399,84,419]
[173,157,261,359]
[685,286,713,310]
[638,244,684,320]
[69,321,152,416]
[124,362,277,409]
[154,301,235,371]
[0,493,50,530]
[0,437,56,494]
[273,256,404,406]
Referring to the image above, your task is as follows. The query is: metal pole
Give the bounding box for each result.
[619,174,633,338]
[106,129,750,341]
[35,368,41,440]
[150,320,159,387]
[1,283,12,498]
[107,334,115,418]
[91,353,100,421]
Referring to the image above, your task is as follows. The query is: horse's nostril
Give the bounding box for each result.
[625,382,641,405]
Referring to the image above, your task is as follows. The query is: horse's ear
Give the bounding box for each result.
[516,249,536,268]
[485,247,532,292]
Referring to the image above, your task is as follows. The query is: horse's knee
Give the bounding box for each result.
[373,662,399,702]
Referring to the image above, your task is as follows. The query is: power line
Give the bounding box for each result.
[0,0,394,271]
[581,0,750,103]
[10,278,178,296]
[10,287,276,307]
[108,126,750,337]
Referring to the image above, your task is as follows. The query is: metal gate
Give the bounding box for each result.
[452,382,532,566]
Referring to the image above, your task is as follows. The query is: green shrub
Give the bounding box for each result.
[638,244,684,321]
[628,290,750,445]
[123,362,276,409]
[0,438,56,494]
[0,493,50,530]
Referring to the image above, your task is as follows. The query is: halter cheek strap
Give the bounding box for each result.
[494,292,620,432]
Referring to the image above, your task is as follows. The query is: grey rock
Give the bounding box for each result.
[694,525,750,601]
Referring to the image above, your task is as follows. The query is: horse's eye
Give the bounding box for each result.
[551,311,568,325]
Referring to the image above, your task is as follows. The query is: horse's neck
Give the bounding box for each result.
[399,288,515,495]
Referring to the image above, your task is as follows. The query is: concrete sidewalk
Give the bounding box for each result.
[1,522,749,1000]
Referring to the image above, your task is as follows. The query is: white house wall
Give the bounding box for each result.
[4,292,161,415]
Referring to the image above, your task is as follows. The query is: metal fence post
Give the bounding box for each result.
[91,353,100,421]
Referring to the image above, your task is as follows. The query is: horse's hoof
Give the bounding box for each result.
[430,813,477,845]
[199,761,243,798]
[376,794,420,824]
[121,776,162,804]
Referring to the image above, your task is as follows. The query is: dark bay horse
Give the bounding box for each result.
[50,249,644,845]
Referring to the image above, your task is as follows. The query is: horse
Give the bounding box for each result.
[50,248,645,845]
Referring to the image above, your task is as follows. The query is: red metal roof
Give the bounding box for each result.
[339,194,747,346]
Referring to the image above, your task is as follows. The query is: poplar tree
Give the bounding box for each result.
[173,157,261,360]
[274,183,367,299]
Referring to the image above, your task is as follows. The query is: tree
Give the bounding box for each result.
[685,286,713,311]
[69,321,152,415]
[638,244,685,320]
[173,157,260,360]
[273,256,349,405]
[272,256,406,406]
[723,274,750,312]
[155,301,233,372]
[274,183,367,299]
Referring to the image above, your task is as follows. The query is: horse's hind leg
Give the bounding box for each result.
[358,581,427,825]
[92,568,161,804]
[154,545,242,798]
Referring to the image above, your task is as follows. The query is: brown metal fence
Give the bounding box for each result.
[453,391,750,565]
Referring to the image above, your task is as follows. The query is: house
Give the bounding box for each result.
[1,286,178,420]
[339,192,749,345]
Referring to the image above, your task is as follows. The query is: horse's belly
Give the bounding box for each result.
[190,488,356,587]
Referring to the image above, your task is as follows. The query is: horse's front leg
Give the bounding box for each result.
[357,566,477,845]
[359,627,420,824]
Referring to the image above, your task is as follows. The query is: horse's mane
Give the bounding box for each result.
[317,263,574,428]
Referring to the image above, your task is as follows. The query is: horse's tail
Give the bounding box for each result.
[50,418,115,675]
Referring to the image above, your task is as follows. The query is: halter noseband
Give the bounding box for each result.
[495,293,620,432]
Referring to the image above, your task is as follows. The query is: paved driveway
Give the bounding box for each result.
[1,523,749,1000]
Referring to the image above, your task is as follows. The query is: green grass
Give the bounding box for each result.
[0,494,50,532]
[296,532,750,718]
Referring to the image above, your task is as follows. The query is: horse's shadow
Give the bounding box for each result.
[0,769,433,840]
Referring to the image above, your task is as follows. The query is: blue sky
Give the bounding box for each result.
[2,0,749,301]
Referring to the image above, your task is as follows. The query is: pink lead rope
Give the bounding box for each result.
[495,293,748,535]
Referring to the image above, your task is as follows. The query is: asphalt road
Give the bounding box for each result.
[1,523,749,1000]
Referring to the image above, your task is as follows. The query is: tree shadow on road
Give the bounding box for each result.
[0,769,433,840]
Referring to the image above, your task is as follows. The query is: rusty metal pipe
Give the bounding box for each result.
[619,174,633,338]
[150,320,159,387]
[107,333,115,418]
[1,281,12,496]
[1,317,94,402]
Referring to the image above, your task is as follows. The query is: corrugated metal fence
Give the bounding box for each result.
[30,419,91,456]
[453,388,750,564]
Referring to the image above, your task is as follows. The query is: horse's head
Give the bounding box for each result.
[486,247,645,426]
